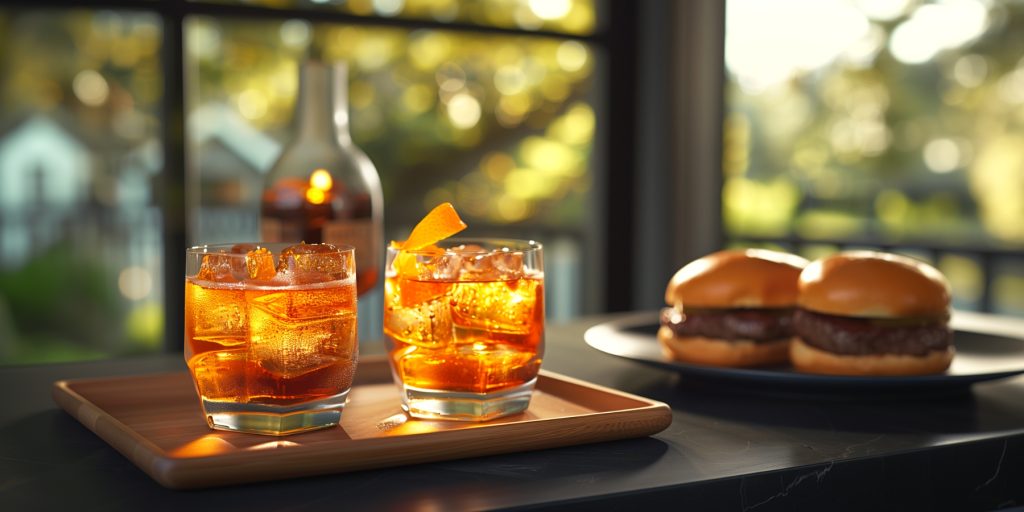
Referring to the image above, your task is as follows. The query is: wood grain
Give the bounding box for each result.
[52,355,672,489]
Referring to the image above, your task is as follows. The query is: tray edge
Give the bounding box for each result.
[54,368,672,490]
[163,401,673,489]
[53,379,182,488]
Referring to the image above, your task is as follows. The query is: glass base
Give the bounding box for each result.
[400,379,537,421]
[202,390,349,436]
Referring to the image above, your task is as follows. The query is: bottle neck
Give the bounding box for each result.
[295,59,352,145]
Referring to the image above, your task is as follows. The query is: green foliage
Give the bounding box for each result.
[0,243,125,363]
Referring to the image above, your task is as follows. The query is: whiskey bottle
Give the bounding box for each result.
[260,59,383,295]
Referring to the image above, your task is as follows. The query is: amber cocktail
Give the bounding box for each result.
[185,243,357,435]
[384,239,544,421]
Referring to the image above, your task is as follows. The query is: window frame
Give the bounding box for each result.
[1,0,632,351]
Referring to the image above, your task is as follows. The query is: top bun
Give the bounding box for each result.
[798,251,950,320]
[665,249,808,308]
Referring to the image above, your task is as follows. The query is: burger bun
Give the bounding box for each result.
[790,337,955,376]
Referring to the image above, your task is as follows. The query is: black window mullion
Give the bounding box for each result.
[603,0,638,312]
[161,1,187,353]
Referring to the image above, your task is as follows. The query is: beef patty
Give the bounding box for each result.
[660,307,794,342]
[793,309,951,356]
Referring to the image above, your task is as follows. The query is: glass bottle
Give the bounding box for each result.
[261,59,383,295]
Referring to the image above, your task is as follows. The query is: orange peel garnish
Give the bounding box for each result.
[393,202,467,277]
[397,202,467,251]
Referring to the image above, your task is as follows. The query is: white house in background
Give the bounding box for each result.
[189,102,281,174]
[0,115,91,268]
[188,102,282,243]
[118,137,162,210]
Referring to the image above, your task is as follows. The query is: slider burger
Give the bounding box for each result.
[791,251,954,376]
[658,249,809,367]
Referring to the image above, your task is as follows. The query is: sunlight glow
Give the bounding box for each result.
[889,0,988,64]
[73,70,109,107]
[923,138,962,173]
[118,266,152,301]
[726,0,869,91]
[309,168,333,191]
[528,0,571,21]
[447,92,481,129]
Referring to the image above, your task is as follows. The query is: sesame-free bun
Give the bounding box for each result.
[798,251,951,320]
[657,327,792,367]
[790,338,954,376]
[664,249,809,308]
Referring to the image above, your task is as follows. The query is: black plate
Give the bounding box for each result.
[584,311,1024,392]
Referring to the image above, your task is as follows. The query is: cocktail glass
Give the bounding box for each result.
[184,243,358,435]
[383,239,544,421]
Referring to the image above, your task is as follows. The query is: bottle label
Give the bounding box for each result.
[323,218,379,272]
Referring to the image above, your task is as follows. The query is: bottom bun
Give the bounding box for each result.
[657,326,791,367]
[790,338,954,376]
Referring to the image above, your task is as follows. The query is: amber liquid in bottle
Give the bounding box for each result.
[261,59,382,295]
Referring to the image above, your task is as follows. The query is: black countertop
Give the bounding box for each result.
[3,312,1024,511]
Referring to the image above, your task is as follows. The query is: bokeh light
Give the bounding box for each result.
[310,168,333,190]
[118,266,153,301]
[446,92,481,129]
[279,19,311,49]
[889,1,989,65]
[556,40,588,72]
[923,138,962,173]
[953,54,988,88]
[374,0,405,17]
[853,0,913,21]
[528,0,571,21]
[72,70,110,107]
[726,0,869,92]
[237,89,269,120]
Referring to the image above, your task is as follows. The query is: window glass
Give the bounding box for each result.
[185,17,599,320]
[723,0,1024,314]
[0,9,165,364]
[192,0,598,36]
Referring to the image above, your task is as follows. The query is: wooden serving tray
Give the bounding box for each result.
[53,356,672,489]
